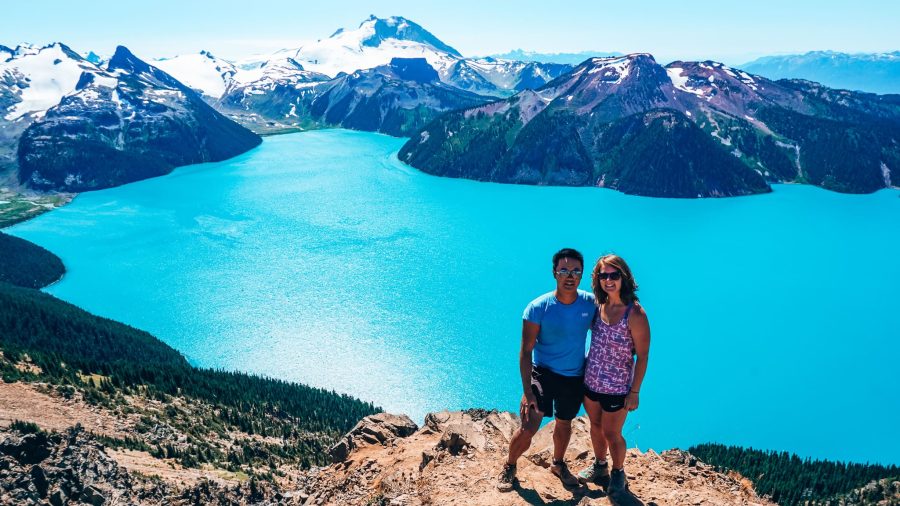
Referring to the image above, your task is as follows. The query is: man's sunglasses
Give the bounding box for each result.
[555,269,583,278]
[597,271,622,281]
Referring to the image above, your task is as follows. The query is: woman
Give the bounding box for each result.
[577,254,650,494]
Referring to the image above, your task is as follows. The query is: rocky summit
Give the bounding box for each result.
[300,410,774,505]
[0,407,776,505]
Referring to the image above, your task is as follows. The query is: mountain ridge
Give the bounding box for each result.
[400,53,900,197]
[14,45,261,192]
[741,50,900,94]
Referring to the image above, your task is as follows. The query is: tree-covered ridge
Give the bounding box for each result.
[0,232,65,289]
[0,281,378,437]
[689,443,900,505]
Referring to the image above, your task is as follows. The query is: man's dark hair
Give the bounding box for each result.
[552,248,584,269]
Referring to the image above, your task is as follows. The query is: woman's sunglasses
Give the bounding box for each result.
[597,271,622,281]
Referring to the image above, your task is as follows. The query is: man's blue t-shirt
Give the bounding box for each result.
[523,290,596,377]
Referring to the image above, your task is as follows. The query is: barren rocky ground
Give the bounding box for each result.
[299,410,775,506]
[0,379,775,505]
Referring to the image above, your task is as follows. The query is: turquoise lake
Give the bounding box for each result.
[8,129,900,464]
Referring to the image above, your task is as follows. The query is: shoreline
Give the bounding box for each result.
[0,190,76,230]
[1,140,900,468]
[3,125,899,234]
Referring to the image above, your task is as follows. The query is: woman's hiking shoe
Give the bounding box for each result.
[550,460,580,488]
[577,459,610,484]
[608,468,628,494]
[496,463,517,492]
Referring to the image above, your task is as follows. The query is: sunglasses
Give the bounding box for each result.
[597,271,622,281]
[555,269,583,278]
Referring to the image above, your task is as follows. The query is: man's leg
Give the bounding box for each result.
[506,405,543,465]
[551,417,572,462]
[549,415,580,487]
[549,376,582,488]
[498,405,543,491]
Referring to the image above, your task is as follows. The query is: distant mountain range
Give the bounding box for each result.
[401,55,900,197]
[489,49,624,65]
[151,16,571,101]
[218,57,487,136]
[2,17,899,198]
[741,51,900,95]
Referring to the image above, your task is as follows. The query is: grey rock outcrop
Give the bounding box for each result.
[329,413,418,462]
[0,425,165,505]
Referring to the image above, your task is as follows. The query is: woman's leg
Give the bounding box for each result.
[600,406,628,470]
[582,396,608,461]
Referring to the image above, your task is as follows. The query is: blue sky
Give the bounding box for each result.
[6,0,899,64]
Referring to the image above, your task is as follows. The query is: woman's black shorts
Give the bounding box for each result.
[584,387,627,412]
[530,365,584,420]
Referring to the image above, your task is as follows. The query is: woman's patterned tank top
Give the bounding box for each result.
[583,304,634,395]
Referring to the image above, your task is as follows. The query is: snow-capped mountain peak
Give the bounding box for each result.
[153,50,238,99]
[354,15,461,56]
[230,56,330,87]
[271,15,462,78]
[0,42,101,121]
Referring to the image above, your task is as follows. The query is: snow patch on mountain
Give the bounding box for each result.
[153,51,237,98]
[1,43,99,120]
[586,56,631,83]
[232,57,328,87]
[666,67,707,97]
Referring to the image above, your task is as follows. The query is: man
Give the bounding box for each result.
[497,248,596,492]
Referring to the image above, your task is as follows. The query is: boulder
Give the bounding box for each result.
[83,484,106,506]
[0,433,52,465]
[437,423,475,455]
[329,413,418,463]
[29,465,48,498]
[49,488,67,506]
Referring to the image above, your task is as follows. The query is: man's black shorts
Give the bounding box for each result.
[584,387,627,413]
[530,365,583,420]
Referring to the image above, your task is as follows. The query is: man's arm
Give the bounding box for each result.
[625,304,650,411]
[520,319,540,421]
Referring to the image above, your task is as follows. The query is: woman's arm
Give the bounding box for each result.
[625,303,650,411]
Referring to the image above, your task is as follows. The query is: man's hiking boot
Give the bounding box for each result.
[496,463,517,492]
[608,468,628,494]
[577,459,610,485]
[550,460,580,488]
